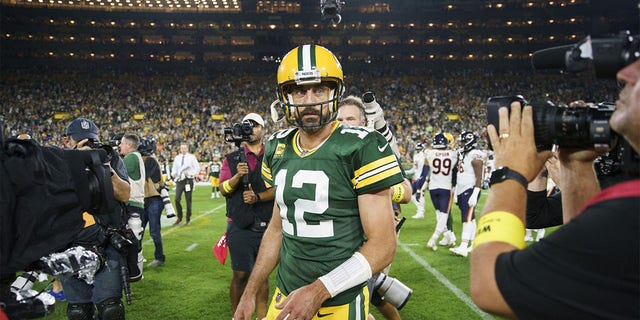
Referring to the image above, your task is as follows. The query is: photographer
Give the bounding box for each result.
[139,138,167,268]
[526,138,637,229]
[469,58,640,318]
[61,118,131,320]
[170,143,200,226]
[118,134,146,282]
[219,113,274,319]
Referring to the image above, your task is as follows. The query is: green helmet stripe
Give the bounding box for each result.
[297,44,316,71]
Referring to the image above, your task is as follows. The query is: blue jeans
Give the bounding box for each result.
[59,245,123,304]
[143,196,165,262]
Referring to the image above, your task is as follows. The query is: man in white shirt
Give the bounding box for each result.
[171,143,200,226]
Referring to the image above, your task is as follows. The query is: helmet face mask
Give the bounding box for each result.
[277,44,344,130]
[459,131,479,152]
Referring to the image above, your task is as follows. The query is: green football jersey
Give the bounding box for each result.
[261,121,404,306]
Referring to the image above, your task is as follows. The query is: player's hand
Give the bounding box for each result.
[468,197,478,207]
[233,293,256,320]
[274,281,329,320]
[468,187,480,207]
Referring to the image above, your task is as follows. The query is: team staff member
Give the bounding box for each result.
[171,143,200,226]
[219,113,275,319]
[234,44,404,320]
[470,60,640,319]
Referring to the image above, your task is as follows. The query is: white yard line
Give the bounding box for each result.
[185,243,198,252]
[397,240,494,320]
[143,204,225,245]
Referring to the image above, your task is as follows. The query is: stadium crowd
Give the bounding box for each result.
[1,63,619,165]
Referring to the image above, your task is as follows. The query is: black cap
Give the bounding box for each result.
[66,118,99,141]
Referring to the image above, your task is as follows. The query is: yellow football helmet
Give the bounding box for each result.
[444,132,455,149]
[276,44,345,129]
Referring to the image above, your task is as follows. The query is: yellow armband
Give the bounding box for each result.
[473,211,526,250]
[222,180,235,194]
[391,184,405,203]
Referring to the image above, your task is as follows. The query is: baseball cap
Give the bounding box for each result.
[242,113,265,127]
[65,118,99,141]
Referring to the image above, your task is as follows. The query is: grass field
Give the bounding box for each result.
[38,185,535,319]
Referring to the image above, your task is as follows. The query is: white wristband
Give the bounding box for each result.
[318,252,372,298]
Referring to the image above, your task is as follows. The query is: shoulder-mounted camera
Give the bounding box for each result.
[486,95,615,151]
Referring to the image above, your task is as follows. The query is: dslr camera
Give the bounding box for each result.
[223,121,254,145]
[486,95,615,151]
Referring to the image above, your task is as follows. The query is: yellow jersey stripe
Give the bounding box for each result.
[261,162,272,181]
[355,166,402,189]
[353,154,397,179]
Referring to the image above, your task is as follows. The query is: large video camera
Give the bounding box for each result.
[320,0,344,24]
[532,30,639,79]
[223,121,254,146]
[1,118,119,318]
[486,30,640,151]
[486,95,615,151]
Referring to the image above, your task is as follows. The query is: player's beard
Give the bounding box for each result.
[296,105,332,134]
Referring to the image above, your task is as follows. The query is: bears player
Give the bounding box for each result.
[234,44,404,320]
[425,133,458,251]
[450,131,486,257]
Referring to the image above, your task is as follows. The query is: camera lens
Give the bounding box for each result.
[531,102,616,150]
[373,273,413,310]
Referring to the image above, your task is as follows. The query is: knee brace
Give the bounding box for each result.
[67,302,95,320]
[97,298,125,320]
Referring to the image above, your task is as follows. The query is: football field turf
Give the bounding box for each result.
[41,185,514,319]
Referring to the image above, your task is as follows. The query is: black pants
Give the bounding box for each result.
[175,179,194,220]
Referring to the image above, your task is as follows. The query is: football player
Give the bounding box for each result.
[450,131,486,257]
[411,143,427,219]
[425,133,458,251]
[234,45,404,320]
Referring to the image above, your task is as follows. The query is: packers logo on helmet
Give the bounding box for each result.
[276,44,345,129]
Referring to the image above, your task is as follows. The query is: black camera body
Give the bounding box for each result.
[321,0,343,24]
[486,95,616,151]
[223,121,254,145]
[532,30,639,79]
